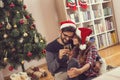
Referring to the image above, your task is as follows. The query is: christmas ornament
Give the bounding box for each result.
[67,0,77,11]
[4,57,8,62]
[76,27,92,50]
[19,37,24,43]
[6,22,12,30]
[3,34,8,38]
[16,11,20,14]
[23,5,27,9]
[1,21,4,24]
[30,24,36,29]
[40,39,44,43]
[23,16,28,24]
[27,52,32,57]
[9,2,15,8]
[21,60,25,64]
[13,24,17,28]
[42,49,46,54]
[79,1,88,11]
[30,26,35,30]
[19,19,24,24]
[0,0,4,8]
[9,66,14,71]
[34,34,39,43]
[23,32,28,37]
[25,15,30,19]
[6,17,12,30]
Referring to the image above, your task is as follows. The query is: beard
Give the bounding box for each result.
[61,37,73,45]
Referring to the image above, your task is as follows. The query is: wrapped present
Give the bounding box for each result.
[26,66,47,79]
[33,71,43,78]
[10,72,30,80]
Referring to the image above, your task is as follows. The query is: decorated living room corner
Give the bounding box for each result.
[0,0,46,73]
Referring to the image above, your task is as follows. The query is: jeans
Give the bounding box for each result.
[54,71,68,80]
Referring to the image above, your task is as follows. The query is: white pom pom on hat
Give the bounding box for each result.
[60,20,76,29]
[76,27,92,50]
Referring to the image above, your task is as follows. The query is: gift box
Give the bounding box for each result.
[10,72,30,80]
[26,66,47,80]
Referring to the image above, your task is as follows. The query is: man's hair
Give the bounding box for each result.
[61,26,76,33]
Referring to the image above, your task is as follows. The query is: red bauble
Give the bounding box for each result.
[23,5,27,9]
[30,24,36,29]
[9,2,15,8]
[32,24,36,27]
[42,49,46,54]
[30,26,35,30]
[27,52,32,57]
[19,19,24,24]
[9,66,14,71]
[25,15,30,19]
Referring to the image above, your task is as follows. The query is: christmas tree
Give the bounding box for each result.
[0,0,46,71]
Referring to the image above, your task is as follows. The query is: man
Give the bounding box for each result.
[45,20,76,80]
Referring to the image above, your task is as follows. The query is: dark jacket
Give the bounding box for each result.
[45,39,68,75]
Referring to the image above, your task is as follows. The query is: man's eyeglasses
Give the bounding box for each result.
[62,32,74,39]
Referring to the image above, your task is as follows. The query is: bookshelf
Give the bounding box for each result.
[56,0,118,50]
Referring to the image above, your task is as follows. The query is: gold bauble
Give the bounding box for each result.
[23,32,28,37]
[4,57,8,62]
[3,34,8,38]
[21,60,25,64]
[40,39,44,43]
[13,24,17,28]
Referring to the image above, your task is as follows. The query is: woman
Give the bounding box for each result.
[67,28,101,80]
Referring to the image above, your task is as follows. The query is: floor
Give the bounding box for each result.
[40,44,120,80]
[98,44,120,67]
[5,44,120,80]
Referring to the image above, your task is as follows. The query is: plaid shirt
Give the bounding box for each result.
[78,45,99,77]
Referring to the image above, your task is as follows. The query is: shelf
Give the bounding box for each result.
[56,0,118,50]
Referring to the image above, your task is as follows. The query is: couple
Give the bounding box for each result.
[45,20,102,80]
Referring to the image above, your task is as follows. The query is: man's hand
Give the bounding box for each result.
[59,49,70,59]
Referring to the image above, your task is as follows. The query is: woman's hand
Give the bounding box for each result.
[94,61,101,72]
[67,67,82,78]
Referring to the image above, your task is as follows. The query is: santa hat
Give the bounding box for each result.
[60,20,76,29]
[76,27,92,50]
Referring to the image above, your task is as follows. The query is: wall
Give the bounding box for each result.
[112,0,120,42]
[2,0,59,77]
[24,0,59,43]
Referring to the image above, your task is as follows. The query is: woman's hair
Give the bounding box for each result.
[72,38,92,58]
